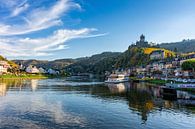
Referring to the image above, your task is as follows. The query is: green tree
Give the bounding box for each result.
[182,60,195,71]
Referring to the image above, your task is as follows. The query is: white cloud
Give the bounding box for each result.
[0,0,79,36]
[0,28,105,57]
[0,0,106,58]
[11,3,29,17]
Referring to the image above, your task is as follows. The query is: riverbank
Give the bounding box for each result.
[0,74,52,79]
[130,77,168,85]
[130,77,195,92]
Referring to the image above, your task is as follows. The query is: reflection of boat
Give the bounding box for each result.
[105,74,129,83]
[161,86,177,100]
[107,83,126,93]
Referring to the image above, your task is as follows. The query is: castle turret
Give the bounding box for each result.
[136,34,149,47]
[140,34,145,42]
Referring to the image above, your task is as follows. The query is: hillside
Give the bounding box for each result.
[144,48,175,57]
[0,55,18,68]
[65,52,121,74]
[12,46,176,74]
[13,52,121,73]
[115,46,149,68]
[13,59,76,70]
[159,39,195,53]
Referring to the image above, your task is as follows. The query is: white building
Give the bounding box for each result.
[38,67,47,74]
[0,61,10,74]
[48,69,59,75]
[26,65,40,74]
[150,50,165,60]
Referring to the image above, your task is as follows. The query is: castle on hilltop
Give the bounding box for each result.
[136,34,149,47]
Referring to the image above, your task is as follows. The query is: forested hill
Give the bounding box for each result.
[159,39,195,53]
[13,52,121,72]
[115,46,149,69]
[65,52,121,74]
[13,59,76,70]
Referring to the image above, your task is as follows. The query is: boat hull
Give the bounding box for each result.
[104,79,129,84]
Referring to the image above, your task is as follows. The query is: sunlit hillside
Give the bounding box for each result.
[144,48,175,58]
[0,55,18,68]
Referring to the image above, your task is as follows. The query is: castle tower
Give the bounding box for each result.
[140,34,145,42]
[136,34,149,47]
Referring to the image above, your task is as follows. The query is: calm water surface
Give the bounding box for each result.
[0,78,195,129]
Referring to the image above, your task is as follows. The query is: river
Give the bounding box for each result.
[0,78,194,129]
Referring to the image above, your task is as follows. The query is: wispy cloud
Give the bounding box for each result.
[0,28,104,57]
[11,2,29,17]
[0,0,79,36]
[0,0,106,58]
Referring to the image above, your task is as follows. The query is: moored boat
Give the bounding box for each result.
[105,74,129,83]
[165,83,195,89]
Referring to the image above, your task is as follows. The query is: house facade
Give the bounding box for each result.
[150,50,165,60]
[0,61,10,74]
[26,65,40,74]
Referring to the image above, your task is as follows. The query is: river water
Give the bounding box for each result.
[0,78,194,129]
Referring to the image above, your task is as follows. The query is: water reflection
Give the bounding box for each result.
[0,79,40,95]
[106,82,195,123]
[0,83,6,96]
[31,79,38,91]
[0,79,194,129]
[107,83,126,93]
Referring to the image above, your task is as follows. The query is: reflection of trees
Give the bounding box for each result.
[126,87,154,123]
[88,83,159,123]
[0,79,40,96]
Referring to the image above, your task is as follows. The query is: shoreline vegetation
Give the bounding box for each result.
[130,77,167,84]
[0,74,59,79]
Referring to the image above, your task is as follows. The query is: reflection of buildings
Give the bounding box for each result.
[107,83,127,94]
[0,83,7,96]
[0,61,10,74]
[0,79,39,96]
[127,86,154,123]
[31,79,38,91]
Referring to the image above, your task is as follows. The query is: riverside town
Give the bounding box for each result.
[0,0,195,129]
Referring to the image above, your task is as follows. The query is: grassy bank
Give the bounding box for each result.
[130,77,167,85]
[0,74,51,79]
[147,79,167,85]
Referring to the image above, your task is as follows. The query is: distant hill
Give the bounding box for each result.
[159,39,195,53]
[13,59,76,70]
[65,52,121,74]
[13,52,121,73]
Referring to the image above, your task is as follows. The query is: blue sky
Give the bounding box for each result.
[0,0,195,60]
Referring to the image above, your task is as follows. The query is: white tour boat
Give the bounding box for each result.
[105,74,129,83]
